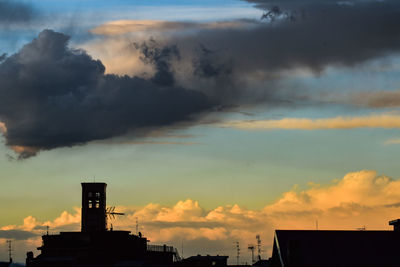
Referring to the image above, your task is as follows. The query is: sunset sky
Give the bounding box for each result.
[1,0,400,263]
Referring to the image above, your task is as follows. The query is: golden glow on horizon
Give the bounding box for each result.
[2,170,400,261]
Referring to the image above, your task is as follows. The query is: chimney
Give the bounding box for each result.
[389,219,400,231]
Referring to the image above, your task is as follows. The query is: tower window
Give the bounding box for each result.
[95,192,101,198]
[95,199,100,208]
[88,192,93,197]
[88,200,93,208]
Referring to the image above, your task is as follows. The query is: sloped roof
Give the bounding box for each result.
[272,230,400,267]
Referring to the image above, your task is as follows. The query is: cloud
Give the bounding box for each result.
[84,0,400,109]
[220,114,400,130]
[384,138,400,145]
[91,20,258,36]
[0,30,212,158]
[106,140,200,146]
[0,122,6,133]
[4,170,400,262]
[0,0,35,26]
[3,0,400,157]
[352,90,400,108]
[0,230,37,240]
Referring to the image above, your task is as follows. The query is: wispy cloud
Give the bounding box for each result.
[91,19,258,36]
[220,114,400,130]
[108,140,201,146]
[351,90,400,108]
[384,138,400,145]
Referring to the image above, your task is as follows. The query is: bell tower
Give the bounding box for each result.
[81,182,107,232]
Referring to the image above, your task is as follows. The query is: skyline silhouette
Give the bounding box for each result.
[2,0,400,265]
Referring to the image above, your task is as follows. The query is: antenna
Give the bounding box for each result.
[46,225,49,235]
[256,235,262,260]
[248,244,255,264]
[236,241,240,265]
[6,240,12,263]
[136,217,139,235]
[106,206,125,229]
[316,220,319,230]
[181,239,184,259]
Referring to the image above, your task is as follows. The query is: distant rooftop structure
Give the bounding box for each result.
[26,182,179,267]
[270,225,400,267]
[178,255,229,267]
[389,218,400,231]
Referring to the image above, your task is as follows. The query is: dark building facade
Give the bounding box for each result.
[269,226,400,267]
[81,183,107,232]
[178,255,228,267]
[26,182,177,267]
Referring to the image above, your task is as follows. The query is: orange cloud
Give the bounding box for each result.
[0,122,6,133]
[221,114,400,130]
[91,20,256,36]
[3,171,400,262]
[9,145,40,159]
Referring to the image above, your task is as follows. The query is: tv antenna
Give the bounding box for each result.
[181,239,184,259]
[136,217,139,235]
[235,241,240,265]
[6,240,12,263]
[256,235,262,260]
[248,244,255,264]
[106,206,125,229]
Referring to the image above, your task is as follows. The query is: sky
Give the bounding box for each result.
[1,0,400,264]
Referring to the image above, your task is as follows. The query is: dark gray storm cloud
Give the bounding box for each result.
[0,30,211,158]
[0,0,35,25]
[193,45,232,78]
[134,40,180,87]
[2,0,400,157]
[0,229,37,240]
[0,53,6,62]
[184,0,400,74]
[144,0,400,105]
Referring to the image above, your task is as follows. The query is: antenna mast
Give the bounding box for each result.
[106,206,125,230]
[256,235,262,260]
[181,239,184,259]
[136,217,139,235]
[248,244,255,264]
[6,240,12,263]
[236,241,240,265]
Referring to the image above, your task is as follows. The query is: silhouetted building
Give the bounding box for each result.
[26,182,178,267]
[81,183,107,232]
[269,221,400,267]
[252,260,270,267]
[178,255,228,267]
